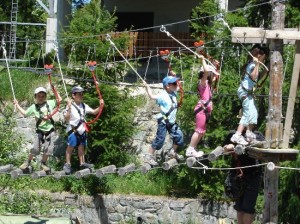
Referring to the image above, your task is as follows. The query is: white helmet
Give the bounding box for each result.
[34,87,47,95]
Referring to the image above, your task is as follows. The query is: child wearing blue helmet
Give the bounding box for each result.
[142,75,184,166]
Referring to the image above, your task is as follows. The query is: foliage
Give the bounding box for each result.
[0,190,53,214]
[278,155,300,223]
[0,106,24,166]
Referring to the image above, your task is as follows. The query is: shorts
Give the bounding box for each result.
[151,119,184,150]
[234,174,261,214]
[67,132,87,147]
[238,87,257,126]
[31,130,55,156]
[194,103,212,134]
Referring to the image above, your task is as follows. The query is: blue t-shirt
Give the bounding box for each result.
[156,90,177,124]
[241,62,257,90]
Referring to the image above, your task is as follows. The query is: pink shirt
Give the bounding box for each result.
[197,80,212,112]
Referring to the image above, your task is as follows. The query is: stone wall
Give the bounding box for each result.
[36,191,236,224]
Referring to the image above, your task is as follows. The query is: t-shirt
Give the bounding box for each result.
[197,80,212,112]
[25,100,56,132]
[241,62,257,91]
[156,90,177,124]
[65,102,93,135]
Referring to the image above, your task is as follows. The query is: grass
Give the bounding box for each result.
[0,69,53,103]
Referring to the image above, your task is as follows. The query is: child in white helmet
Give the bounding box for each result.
[14,87,62,172]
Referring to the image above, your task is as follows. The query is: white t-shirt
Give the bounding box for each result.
[65,102,93,135]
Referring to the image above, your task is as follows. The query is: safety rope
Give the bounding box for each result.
[159,49,184,107]
[218,16,269,72]
[54,42,69,100]
[106,34,145,82]
[143,50,153,80]
[43,64,61,120]
[1,42,17,105]
[85,61,104,125]
[160,25,216,69]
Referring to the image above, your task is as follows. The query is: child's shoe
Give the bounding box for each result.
[63,163,72,175]
[19,161,30,170]
[80,163,94,170]
[168,149,184,161]
[230,133,248,145]
[40,162,50,172]
[143,154,158,166]
[185,147,204,158]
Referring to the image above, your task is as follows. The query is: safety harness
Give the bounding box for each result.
[35,102,55,143]
[158,94,178,130]
[68,102,87,135]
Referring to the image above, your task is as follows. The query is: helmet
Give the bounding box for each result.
[71,86,84,94]
[34,87,47,95]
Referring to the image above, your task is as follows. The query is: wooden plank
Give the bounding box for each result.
[282,40,300,148]
[232,27,300,40]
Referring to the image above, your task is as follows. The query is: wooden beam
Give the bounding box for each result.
[282,40,300,148]
[231,27,299,44]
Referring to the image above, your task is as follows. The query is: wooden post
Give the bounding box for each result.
[265,0,285,150]
[282,40,300,148]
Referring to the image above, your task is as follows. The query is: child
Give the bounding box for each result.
[142,76,184,166]
[185,55,219,157]
[63,86,103,174]
[14,87,62,172]
[230,45,269,145]
[223,130,262,224]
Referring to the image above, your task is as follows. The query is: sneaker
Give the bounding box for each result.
[40,162,50,172]
[245,130,256,142]
[143,154,158,166]
[80,163,94,170]
[19,161,30,170]
[168,149,185,161]
[230,133,248,145]
[185,147,204,158]
[63,163,72,175]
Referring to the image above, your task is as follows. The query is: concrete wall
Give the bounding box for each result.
[102,0,245,33]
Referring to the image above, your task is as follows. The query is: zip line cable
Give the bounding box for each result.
[2,1,271,45]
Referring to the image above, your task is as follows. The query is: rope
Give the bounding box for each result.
[43,64,61,120]
[1,43,17,104]
[189,56,198,91]
[218,16,269,72]
[106,34,145,82]
[143,50,152,80]
[54,43,69,100]
[160,25,216,69]
[85,61,104,125]
[216,50,225,93]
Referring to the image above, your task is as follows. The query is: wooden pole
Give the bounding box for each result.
[263,1,285,223]
[282,40,300,148]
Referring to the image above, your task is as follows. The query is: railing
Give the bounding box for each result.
[106,32,196,57]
